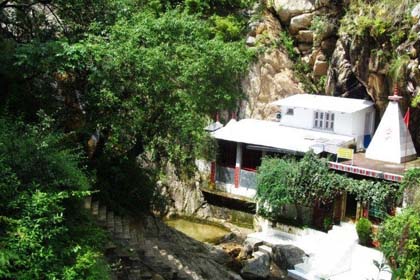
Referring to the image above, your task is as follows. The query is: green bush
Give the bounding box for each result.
[356,218,372,246]
[378,208,420,279]
[211,15,242,41]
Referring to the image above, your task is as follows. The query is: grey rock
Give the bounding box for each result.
[272,244,306,270]
[243,237,263,252]
[240,252,270,279]
[209,247,232,265]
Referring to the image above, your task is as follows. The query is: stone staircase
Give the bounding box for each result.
[83,196,193,280]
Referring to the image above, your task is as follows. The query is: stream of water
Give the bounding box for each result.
[165,218,230,244]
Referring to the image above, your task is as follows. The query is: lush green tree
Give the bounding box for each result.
[0,117,109,279]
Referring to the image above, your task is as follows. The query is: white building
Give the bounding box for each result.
[272,94,376,151]
[207,94,376,199]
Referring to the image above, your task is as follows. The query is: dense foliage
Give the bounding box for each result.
[0,117,108,279]
[378,169,420,279]
[0,0,254,277]
[256,152,399,222]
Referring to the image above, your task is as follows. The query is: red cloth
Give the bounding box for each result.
[403,108,410,127]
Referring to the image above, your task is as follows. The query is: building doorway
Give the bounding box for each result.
[345,193,357,221]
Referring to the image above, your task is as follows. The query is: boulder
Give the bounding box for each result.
[289,13,314,34]
[272,0,315,24]
[296,30,314,43]
[243,237,263,252]
[240,252,270,279]
[298,43,312,53]
[313,60,329,76]
[272,244,306,270]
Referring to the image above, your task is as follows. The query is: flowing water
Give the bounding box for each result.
[165,218,230,244]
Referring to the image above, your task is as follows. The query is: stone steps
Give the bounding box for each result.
[85,196,197,280]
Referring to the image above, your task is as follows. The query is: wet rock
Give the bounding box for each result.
[272,244,306,270]
[289,13,314,34]
[240,251,270,279]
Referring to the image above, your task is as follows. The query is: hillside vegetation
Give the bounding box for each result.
[0,0,254,278]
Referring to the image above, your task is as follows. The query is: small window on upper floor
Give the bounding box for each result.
[314,111,334,131]
[286,108,294,115]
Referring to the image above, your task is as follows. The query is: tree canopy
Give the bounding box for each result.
[0,0,254,278]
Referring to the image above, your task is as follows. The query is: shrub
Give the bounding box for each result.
[356,218,373,246]
[378,209,420,279]
[211,15,242,41]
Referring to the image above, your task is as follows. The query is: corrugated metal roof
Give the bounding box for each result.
[211,119,354,154]
[271,94,374,113]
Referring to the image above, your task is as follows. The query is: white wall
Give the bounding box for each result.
[280,105,376,150]
[334,113,353,135]
[280,107,314,129]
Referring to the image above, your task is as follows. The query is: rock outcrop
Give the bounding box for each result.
[241,7,304,120]
[240,251,270,279]
[272,244,307,270]
[241,49,303,119]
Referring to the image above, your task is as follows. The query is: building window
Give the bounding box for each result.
[286,108,294,115]
[314,111,334,130]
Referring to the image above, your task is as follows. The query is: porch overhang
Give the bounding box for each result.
[211,119,355,155]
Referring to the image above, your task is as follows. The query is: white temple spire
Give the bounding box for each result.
[365,86,417,163]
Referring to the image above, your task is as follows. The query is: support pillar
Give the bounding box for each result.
[210,161,216,186]
[234,143,242,188]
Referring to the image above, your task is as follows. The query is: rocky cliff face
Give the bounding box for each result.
[242,0,420,152]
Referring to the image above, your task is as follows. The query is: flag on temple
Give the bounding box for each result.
[403,107,410,128]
